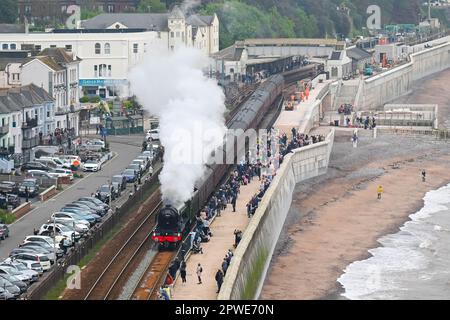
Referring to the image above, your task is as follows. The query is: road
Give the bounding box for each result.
[0,135,145,261]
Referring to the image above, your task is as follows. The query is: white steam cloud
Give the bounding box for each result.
[129,47,226,207]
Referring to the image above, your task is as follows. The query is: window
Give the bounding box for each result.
[95,43,101,54]
[50,45,56,48]
[94,65,98,77]
[35,45,41,51]
[10,43,16,50]
[171,32,174,38]
[133,43,138,53]
[65,44,72,52]
[107,4,114,13]
[99,64,107,77]
[108,65,111,77]
[157,32,161,39]
[25,5,31,14]
[2,44,8,50]
[12,115,16,128]
[104,43,110,54]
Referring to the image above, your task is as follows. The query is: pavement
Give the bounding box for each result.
[172,178,260,300]
[0,134,145,261]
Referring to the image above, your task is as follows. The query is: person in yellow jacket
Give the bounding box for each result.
[377,185,383,199]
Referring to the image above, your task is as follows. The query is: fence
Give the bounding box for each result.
[25,162,162,300]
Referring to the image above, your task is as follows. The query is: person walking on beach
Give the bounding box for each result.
[215,269,224,293]
[352,130,358,148]
[422,169,426,182]
[377,185,383,200]
[196,263,203,284]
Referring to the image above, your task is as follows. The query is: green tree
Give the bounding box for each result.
[0,0,18,23]
[138,0,167,13]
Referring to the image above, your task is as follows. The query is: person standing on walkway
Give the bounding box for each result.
[231,192,237,212]
[222,257,229,275]
[377,185,383,200]
[215,269,224,293]
[196,263,203,284]
[180,260,187,283]
[422,169,426,182]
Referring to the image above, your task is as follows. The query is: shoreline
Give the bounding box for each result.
[259,130,450,300]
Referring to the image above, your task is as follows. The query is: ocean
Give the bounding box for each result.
[337,182,450,300]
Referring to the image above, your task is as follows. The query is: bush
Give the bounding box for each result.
[0,209,16,224]
[79,96,89,103]
[89,96,101,103]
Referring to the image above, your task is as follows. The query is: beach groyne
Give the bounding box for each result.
[361,40,450,109]
[218,129,335,300]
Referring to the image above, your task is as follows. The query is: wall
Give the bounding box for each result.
[218,129,335,300]
[361,40,450,109]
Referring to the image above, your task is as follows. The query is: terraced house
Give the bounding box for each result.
[0,84,55,164]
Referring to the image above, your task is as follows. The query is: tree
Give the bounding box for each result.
[0,0,18,23]
[138,0,167,13]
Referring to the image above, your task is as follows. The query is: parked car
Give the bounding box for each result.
[131,159,146,172]
[0,277,21,297]
[0,181,19,194]
[18,243,56,262]
[18,179,40,197]
[0,261,39,283]
[4,194,21,209]
[35,158,60,169]
[137,155,151,169]
[84,139,105,151]
[127,164,142,175]
[4,258,43,276]
[0,273,29,292]
[111,182,121,198]
[0,265,33,283]
[59,208,99,225]
[49,214,90,233]
[23,235,72,249]
[7,253,51,271]
[122,169,137,183]
[83,159,102,172]
[146,129,159,141]
[26,170,56,181]
[97,184,115,203]
[112,175,127,191]
[0,285,15,300]
[0,224,9,240]
[21,161,51,172]
[48,168,74,181]
[38,223,80,242]
[21,240,64,258]
[69,202,103,218]
[78,197,110,214]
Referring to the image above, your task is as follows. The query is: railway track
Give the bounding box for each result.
[82,199,163,300]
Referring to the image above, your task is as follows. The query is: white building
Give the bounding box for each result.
[0,6,219,100]
[325,50,352,79]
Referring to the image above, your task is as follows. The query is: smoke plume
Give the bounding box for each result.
[129,47,226,207]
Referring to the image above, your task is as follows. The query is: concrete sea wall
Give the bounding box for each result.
[218,129,335,300]
[362,40,450,109]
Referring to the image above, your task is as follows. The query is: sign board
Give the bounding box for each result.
[79,79,128,87]
[90,116,101,125]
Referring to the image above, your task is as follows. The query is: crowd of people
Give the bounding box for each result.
[354,116,377,130]
[159,126,327,299]
[39,127,76,146]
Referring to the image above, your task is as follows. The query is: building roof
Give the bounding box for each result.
[40,47,78,64]
[237,38,342,47]
[169,6,185,20]
[187,14,214,27]
[213,45,246,61]
[0,57,31,71]
[329,51,343,60]
[81,13,171,31]
[36,56,65,71]
[0,84,53,114]
[346,47,372,61]
[0,24,25,33]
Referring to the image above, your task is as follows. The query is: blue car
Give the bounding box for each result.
[122,169,137,183]
[60,207,97,225]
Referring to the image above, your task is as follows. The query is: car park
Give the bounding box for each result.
[0,224,9,240]
[122,169,137,183]
[83,159,102,172]
[112,175,127,191]
[18,179,40,197]
[0,181,19,194]
[21,161,51,172]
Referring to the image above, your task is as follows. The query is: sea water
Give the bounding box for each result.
[338,182,450,300]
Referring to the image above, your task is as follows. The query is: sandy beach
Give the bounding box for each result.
[260,128,450,300]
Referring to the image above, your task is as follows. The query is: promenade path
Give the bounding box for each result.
[173,178,261,300]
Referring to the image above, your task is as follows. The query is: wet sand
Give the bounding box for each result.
[260,128,450,299]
